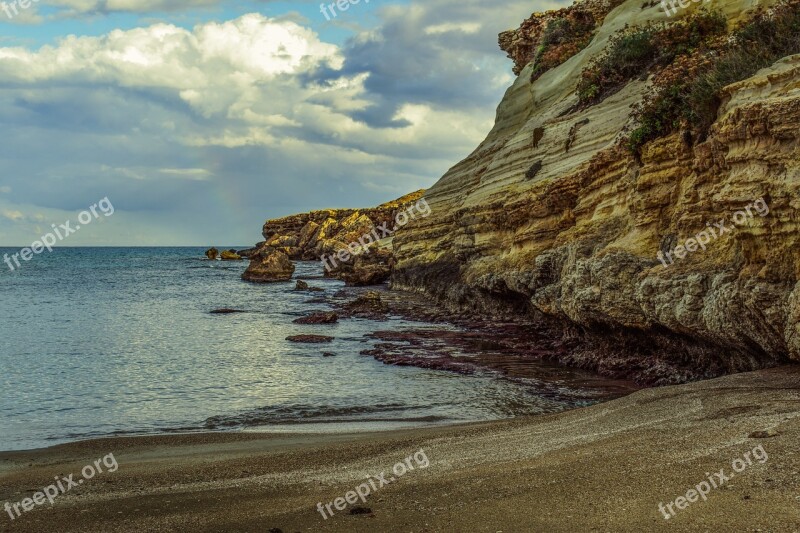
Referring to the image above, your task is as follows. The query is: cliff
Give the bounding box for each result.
[244,190,425,285]
[257,190,424,261]
[391,0,800,384]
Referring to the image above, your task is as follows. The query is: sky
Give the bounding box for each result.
[0,0,563,246]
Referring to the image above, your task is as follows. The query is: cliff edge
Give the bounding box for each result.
[392,0,800,384]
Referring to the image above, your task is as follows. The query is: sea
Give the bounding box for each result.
[0,247,632,451]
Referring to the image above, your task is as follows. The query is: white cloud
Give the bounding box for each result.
[0,1,558,246]
[425,22,482,35]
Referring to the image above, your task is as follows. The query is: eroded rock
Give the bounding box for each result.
[221,250,242,261]
[242,247,295,283]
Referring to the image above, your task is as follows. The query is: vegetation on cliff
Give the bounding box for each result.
[627,0,800,153]
[499,0,626,78]
[391,0,800,384]
[529,9,597,82]
[576,10,727,106]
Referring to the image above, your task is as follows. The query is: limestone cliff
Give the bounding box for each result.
[244,190,425,285]
[256,190,424,261]
[392,0,800,384]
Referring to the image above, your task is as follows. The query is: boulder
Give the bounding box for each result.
[205,247,219,260]
[242,247,295,283]
[220,250,242,261]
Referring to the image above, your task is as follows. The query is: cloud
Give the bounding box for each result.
[44,0,221,16]
[0,0,562,245]
[2,209,24,221]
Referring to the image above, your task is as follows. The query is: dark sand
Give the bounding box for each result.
[2,366,800,532]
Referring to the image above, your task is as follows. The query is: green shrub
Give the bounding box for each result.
[577,10,726,106]
[530,11,597,82]
[626,0,800,154]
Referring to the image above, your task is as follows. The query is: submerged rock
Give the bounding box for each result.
[210,308,246,314]
[286,335,334,344]
[242,247,295,283]
[341,291,390,319]
[295,279,325,292]
[293,312,338,325]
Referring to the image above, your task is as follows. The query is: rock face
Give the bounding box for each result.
[242,247,295,283]
[246,189,425,285]
[258,190,424,259]
[391,0,800,384]
[205,247,219,260]
[328,248,394,286]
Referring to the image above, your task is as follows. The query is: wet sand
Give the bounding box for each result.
[1,366,800,532]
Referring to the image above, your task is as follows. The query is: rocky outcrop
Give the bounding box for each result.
[259,190,425,261]
[392,0,800,384]
[328,248,394,286]
[220,250,242,261]
[498,0,623,76]
[246,189,425,285]
[242,247,295,283]
[205,247,219,260]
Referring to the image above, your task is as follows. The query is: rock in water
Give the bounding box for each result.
[293,312,339,325]
[220,250,242,261]
[343,291,389,319]
[242,247,295,282]
[205,247,219,260]
[286,335,334,344]
[210,308,246,314]
[295,279,325,292]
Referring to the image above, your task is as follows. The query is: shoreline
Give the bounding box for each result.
[2,365,798,531]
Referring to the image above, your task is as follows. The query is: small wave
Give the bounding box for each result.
[203,402,429,429]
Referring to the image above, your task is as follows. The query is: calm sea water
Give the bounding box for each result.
[0,247,620,451]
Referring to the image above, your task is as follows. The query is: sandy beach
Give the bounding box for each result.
[2,366,799,532]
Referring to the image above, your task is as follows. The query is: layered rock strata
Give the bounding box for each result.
[245,190,424,285]
[392,0,800,384]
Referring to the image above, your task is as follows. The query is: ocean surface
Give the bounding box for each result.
[0,247,631,451]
